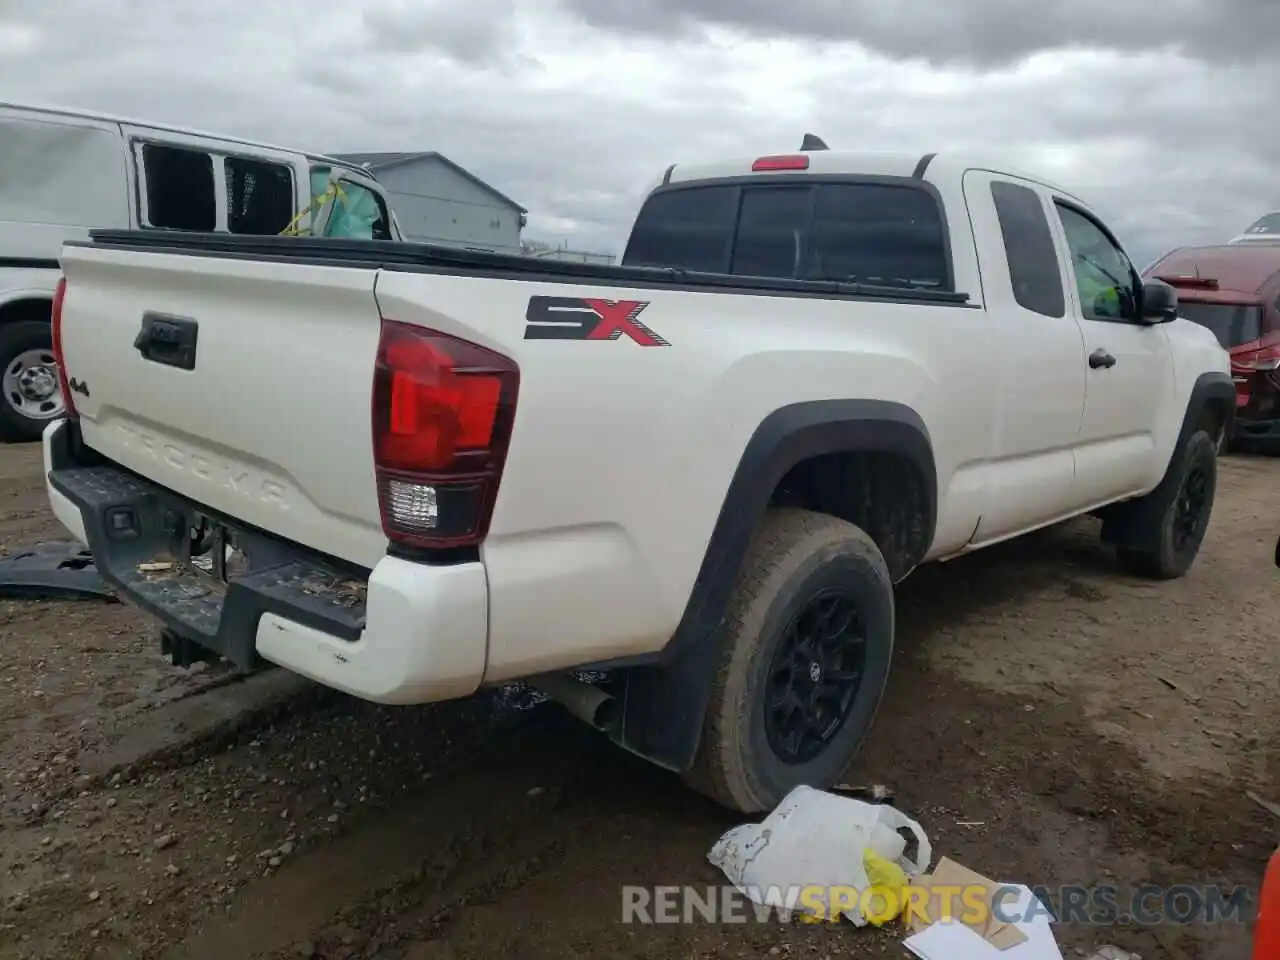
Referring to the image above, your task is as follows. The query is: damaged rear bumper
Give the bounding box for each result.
[42,419,488,705]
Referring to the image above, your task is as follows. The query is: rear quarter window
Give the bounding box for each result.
[622,178,952,290]
[990,180,1066,318]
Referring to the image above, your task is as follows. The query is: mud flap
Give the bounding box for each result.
[0,541,115,601]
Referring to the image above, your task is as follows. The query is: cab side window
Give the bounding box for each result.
[1054,202,1138,323]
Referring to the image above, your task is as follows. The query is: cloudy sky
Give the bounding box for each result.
[3,0,1277,265]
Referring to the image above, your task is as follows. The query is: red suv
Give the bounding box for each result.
[1144,245,1280,449]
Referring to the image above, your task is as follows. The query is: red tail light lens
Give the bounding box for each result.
[752,155,810,172]
[371,320,519,550]
[50,276,77,421]
[1233,343,1280,372]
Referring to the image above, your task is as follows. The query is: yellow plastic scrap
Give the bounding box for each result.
[861,848,908,926]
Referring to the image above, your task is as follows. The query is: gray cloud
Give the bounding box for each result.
[1,0,1277,267]
[562,0,1280,68]
[360,0,520,63]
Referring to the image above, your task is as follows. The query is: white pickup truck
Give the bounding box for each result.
[44,146,1233,812]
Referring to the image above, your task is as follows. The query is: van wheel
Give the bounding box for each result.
[1115,429,1217,580]
[684,508,894,813]
[0,321,63,443]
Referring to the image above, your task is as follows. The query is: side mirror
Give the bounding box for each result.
[1139,279,1178,323]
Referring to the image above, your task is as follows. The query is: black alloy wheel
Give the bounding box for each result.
[763,588,867,766]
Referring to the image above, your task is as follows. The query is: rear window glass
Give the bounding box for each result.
[1177,301,1262,347]
[623,180,951,290]
[622,186,738,273]
[731,186,812,278]
[225,157,294,235]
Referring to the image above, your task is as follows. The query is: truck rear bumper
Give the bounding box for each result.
[42,420,488,705]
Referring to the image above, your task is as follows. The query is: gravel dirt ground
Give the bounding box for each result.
[0,443,1276,959]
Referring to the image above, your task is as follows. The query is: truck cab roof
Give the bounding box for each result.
[658,149,1087,205]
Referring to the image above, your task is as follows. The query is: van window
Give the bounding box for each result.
[141,144,216,231]
[309,167,332,209]
[1177,302,1262,348]
[224,157,294,235]
[622,180,951,290]
[325,180,391,241]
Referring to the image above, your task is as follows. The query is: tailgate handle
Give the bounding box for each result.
[135,313,198,371]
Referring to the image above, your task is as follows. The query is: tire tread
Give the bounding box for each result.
[685,508,890,812]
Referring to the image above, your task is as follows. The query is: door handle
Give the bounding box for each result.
[1089,349,1116,370]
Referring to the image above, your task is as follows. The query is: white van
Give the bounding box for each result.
[0,101,403,442]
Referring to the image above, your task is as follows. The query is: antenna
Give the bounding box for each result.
[800,133,829,151]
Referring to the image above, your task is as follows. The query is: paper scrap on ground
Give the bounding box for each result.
[905,883,1063,960]
[907,856,1029,948]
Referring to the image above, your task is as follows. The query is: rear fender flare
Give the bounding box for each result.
[610,398,936,772]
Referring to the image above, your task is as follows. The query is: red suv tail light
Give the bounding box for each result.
[1233,343,1280,372]
[50,276,77,421]
[371,320,519,550]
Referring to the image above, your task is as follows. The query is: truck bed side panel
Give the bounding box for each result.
[374,270,998,681]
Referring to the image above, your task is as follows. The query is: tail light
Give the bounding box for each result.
[50,276,77,421]
[1233,344,1280,372]
[371,320,519,550]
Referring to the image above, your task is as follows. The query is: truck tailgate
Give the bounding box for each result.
[56,243,386,568]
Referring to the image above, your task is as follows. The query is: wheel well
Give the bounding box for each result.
[1197,396,1229,441]
[0,298,53,326]
[768,450,930,581]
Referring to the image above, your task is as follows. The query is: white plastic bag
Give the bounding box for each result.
[708,785,932,926]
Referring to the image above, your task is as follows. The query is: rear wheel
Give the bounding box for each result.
[684,508,894,813]
[0,320,63,443]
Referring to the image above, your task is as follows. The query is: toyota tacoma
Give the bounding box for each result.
[43,145,1233,812]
